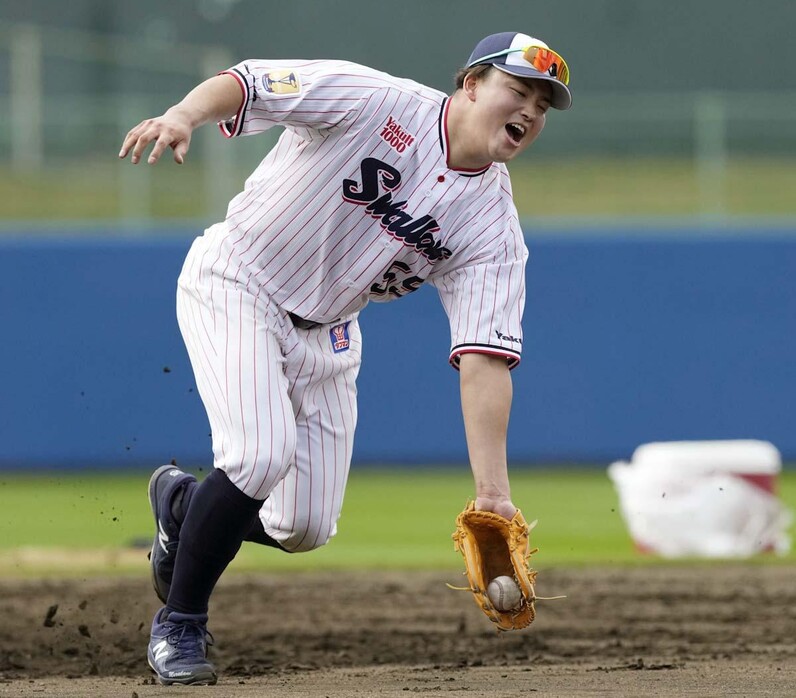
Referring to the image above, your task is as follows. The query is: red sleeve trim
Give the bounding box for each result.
[449,344,521,371]
[217,69,249,138]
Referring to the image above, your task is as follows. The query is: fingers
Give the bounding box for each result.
[118,121,158,164]
[118,122,147,161]
[172,139,189,165]
[147,133,173,165]
[118,118,190,165]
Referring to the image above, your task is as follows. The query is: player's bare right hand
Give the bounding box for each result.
[475,495,518,520]
[119,109,193,165]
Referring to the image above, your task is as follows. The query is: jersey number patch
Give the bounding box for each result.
[370,261,423,299]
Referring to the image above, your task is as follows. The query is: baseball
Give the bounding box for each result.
[487,575,522,611]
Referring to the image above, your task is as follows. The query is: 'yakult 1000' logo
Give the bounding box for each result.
[380,116,415,155]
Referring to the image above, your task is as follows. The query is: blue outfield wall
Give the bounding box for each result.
[1,230,794,469]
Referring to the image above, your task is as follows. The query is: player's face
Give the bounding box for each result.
[471,70,551,163]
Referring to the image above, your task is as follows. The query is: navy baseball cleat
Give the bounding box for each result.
[148,464,197,604]
[147,607,217,686]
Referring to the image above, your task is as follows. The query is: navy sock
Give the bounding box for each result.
[174,476,287,550]
[166,468,263,615]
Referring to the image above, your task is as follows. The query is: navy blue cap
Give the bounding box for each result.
[466,31,572,110]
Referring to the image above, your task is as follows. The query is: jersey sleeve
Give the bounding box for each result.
[430,220,528,371]
[218,59,383,137]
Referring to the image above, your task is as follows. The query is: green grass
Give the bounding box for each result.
[510,157,796,218]
[0,468,794,577]
[2,156,796,222]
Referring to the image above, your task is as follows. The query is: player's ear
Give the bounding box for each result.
[462,71,480,103]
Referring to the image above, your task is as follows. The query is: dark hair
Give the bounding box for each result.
[453,64,493,89]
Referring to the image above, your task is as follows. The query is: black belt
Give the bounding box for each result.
[289,312,325,330]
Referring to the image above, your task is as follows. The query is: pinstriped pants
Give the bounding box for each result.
[175,226,361,553]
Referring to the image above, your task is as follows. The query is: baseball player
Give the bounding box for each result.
[119,31,571,686]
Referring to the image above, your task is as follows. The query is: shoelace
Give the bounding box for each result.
[165,620,215,657]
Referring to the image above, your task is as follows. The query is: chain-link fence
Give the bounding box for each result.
[1,20,795,227]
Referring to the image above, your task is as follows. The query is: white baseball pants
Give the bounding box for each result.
[175,224,361,552]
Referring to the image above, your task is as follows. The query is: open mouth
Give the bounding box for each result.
[505,122,526,146]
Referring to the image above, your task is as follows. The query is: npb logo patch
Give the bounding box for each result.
[330,322,351,353]
[262,70,301,95]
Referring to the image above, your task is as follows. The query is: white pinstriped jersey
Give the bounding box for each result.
[217,59,528,368]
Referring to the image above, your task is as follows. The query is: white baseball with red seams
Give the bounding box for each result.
[177,59,527,552]
[487,575,522,611]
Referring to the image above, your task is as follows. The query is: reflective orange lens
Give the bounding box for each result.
[522,45,570,85]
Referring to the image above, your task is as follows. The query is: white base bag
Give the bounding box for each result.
[608,440,792,558]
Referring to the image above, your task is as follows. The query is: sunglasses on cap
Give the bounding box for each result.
[471,45,570,86]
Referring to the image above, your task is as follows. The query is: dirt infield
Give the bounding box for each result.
[1,565,794,697]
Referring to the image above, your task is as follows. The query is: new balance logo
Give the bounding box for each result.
[152,640,170,663]
[158,521,170,553]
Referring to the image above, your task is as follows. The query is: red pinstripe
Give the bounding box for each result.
[251,293,261,488]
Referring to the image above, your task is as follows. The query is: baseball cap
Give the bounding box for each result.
[465,31,572,110]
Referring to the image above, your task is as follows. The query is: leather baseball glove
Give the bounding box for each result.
[451,501,539,631]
